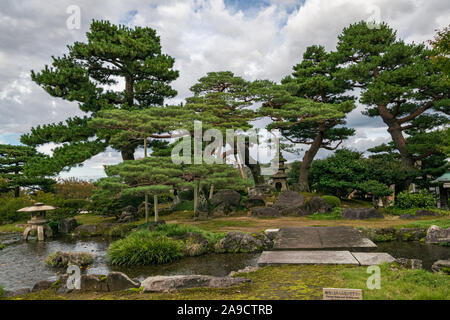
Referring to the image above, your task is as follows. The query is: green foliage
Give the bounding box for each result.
[395,190,436,209]
[107,231,185,266]
[310,149,368,198]
[406,219,450,229]
[0,144,55,195]
[341,262,450,300]
[172,200,194,212]
[309,207,342,220]
[146,223,224,246]
[0,285,4,299]
[321,195,341,208]
[0,195,34,223]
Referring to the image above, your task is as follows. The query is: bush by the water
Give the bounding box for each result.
[146,223,224,245]
[321,195,341,208]
[395,190,435,209]
[107,231,185,266]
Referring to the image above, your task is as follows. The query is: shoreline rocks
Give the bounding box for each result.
[425,225,450,244]
[342,207,384,220]
[431,260,450,274]
[214,231,273,253]
[142,275,250,293]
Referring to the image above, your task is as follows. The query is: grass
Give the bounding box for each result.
[309,207,342,220]
[8,263,450,300]
[384,207,450,216]
[107,230,185,266]
[0,221,26,233]
[341,263,450,300]
[405,219,450,229]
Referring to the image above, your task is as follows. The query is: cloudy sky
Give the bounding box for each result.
[0,0,449,179]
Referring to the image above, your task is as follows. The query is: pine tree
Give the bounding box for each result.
[336,22,450,189]
[22,20,179,175]
[185,71,271,185]
[260,46,355,191]
[0,144,54,197]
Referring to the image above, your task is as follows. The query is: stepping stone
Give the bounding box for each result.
[351,252,395,266]
[257,250,360,266]
[273,227,376,250]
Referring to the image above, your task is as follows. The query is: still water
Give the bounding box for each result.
[0,234,448,292]
[0,234,259,292]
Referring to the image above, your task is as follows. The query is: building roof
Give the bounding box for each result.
[433,172,450,183]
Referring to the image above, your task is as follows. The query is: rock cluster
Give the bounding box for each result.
[117,205,139,223]
[211,190,241,217]
[44,251,94,268]
[214,231,273,253]
[399,209,440,220]
[57,218,78,234]
[299,196,332,216]
[425,225,450,244]
[342,207,384,220]
[431,260,450,274]
[58,271,140,293]
[273,191,304,215]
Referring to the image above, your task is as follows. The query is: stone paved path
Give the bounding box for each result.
[272,226,376,250]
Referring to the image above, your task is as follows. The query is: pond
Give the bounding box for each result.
[0,234,449,292]
[0,234,259,292]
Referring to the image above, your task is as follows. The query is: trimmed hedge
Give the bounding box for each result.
[321,195,341,208]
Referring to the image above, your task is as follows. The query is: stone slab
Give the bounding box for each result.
[273,226,376,250]
[257,250,360,266]
[351,252,395,266]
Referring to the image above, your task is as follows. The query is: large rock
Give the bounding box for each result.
[342,207,384,220]
[212,202,236,217]
[242,195,265,209]
[106,272,140,291]
[196,193,210,218]
[80,274,109,292]
[45,251,94,268]
[249,185,275,198]
[58,218,78,234]
[214,231,273,253]
[300,197,333,216]
[273,191,304,215]
[211,190,241,207]
[416,209,440,217]
[393,258,423,269]
[431,260,450,274]
[31,280,54,292]
[142,275,250,293]
[250,207,280,217]
[72,224,100,237]
[425,225,450,244]
[117,205,139,223]
[396,228,426,241]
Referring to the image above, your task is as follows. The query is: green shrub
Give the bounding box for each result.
[321,195,341,208]
[395,190,435,209]
[0,196,33,223]
[107,231,185,266]
[0,285,4,299]
[309,207,342,220]
[172,200,194,212]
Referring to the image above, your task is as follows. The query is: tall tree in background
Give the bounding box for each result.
[430,26,450,84]
[0,144,54,197]
[260,46,355,191]
[22,20,179,174]
[336,22,449,189]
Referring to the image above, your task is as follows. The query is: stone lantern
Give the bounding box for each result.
[271,155,288,192]
[18,203,56,241]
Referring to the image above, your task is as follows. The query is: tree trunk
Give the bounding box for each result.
[193,181,198,216]
[145,192,149,223]
[298,131,324,192]
[125,74,134,107]
[14,186,20,198]
[242,144,264,185]
[120,144,136,160]
[154,194,159,222]
[209,184,214,200]
[381,111,416,192]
